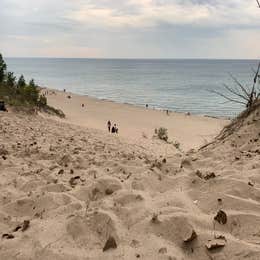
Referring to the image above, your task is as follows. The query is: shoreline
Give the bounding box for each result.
[42,87,230,153]
[42,86,231,120]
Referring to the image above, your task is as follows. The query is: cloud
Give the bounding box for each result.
[68,2,208,27]
[0,0,259,58]
[67,0,260,29]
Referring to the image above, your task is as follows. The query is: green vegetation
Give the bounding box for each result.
[0,53,65,117]
[155,127,168,142]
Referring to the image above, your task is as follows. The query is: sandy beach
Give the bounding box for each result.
[44,89,229,154]
[0,90,259,259]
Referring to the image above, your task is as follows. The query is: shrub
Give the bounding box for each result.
[38,95,47,107]
[156,127,168,142]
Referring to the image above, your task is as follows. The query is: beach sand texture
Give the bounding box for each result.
[0,94,260,259]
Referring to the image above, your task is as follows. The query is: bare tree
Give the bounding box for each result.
[256,0,260,8]
[209,62,260,109]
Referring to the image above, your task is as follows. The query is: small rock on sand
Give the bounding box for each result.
[103,236,117,251]
[2,234,15,239]
[69,176,81,187]
[195,170,216,180]
[214,210,227,225]
[22,220,30,232]
[182,226,197,243]
[158,247,167,254]
[206,239,226,250]
[180,158,192,169]
[105,188,114,195]
[151,213,160,224]
[204,172,216,180]
[58,169,64,175]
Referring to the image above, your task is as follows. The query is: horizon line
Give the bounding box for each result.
[5,56,260,61]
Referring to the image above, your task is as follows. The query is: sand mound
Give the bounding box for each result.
[3,193,71,218]
[67,210,118,249]
[70,177,122,202]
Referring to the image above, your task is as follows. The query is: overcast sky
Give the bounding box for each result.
[0,0,259,58]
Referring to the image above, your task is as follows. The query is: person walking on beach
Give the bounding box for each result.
[111,124,119,134]
[107,120,111,132]
[111,124,116,133]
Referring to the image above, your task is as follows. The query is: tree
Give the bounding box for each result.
[24,78,39,104]
[6,72,16,88]
[209,62,260,110]
[0,53,7,83]
[29,79,35,87]
[17,75,26,89]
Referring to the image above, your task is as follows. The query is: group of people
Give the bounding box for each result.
[107,120,119,134]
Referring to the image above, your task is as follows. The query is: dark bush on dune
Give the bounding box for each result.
[0,53,65,117]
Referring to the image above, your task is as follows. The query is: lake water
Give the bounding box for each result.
[5,58,259,117]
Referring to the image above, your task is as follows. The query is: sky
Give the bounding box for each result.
[0,0,259,59]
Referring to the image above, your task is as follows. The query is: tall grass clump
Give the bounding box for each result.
[155,127,168,142]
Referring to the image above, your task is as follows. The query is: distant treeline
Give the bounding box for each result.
[0,53,64,117]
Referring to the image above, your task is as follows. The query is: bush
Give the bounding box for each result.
[155,127,168,142]
[38,95,47,107]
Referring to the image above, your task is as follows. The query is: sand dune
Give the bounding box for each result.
[0,98,259,259]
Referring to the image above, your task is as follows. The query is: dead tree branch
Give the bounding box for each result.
[208,90,247,105]
[209,62,260,109]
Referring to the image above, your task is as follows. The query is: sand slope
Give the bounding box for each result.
[0,103,259,259]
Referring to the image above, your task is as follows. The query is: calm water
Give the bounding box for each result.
[5,58,259,117]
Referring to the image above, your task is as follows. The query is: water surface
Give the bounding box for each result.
[6,58,259,117]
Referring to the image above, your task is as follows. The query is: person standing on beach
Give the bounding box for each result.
[111,124,119,134]
[107,120,111,132]
[111,124,115,133]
